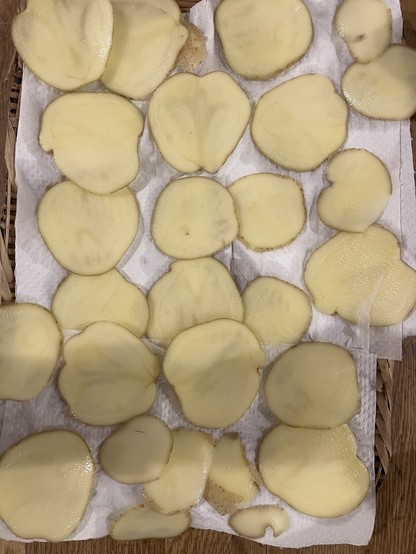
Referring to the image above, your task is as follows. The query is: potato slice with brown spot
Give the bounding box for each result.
[111,505,191,540]
[176,21,207,72]
[229,506,289,539]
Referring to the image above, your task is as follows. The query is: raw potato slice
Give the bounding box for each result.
[318,149,392,232]
[152,177,238,259]
[215,0,313,80]
[229,506,289,539]
[229,173,306,251]
[252,74,348,171]
[147,258,243,346]
[204,434,258,515]
[99,415,172,484]
[0,431,94,541]
[242,277,312,345]
[111,505,190,540]
[304,225,416,326]
[52,270,148,337]
[38,181,139,276]
[259,424,370,517]
[148,72,251,173]
[11,0,113,91]
[163,319,265,428]
[342,45,416,120]
[59,322,160,425]
[39,93,144,194]
[144,429,214,515]
[101,1,188,100]
[176,21,208,72]
[0,304,61,401]
[264,342,360,429]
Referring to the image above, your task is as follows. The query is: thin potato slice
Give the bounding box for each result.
[111,505,190,540]
[38,181,139,276]
[176,21,208,72]
[229,506,289,539]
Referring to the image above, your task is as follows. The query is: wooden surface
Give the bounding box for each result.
[1,1,416,553]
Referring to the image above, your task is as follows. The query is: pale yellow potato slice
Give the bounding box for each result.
[111,505,190,540]
[252,74,348,171]
[148,72,251,173]
[39,93,144,194]
[0,303,61,401]
[163,319,265,428]
[215,0,313,80]
[152,177,238,259]
[342,45,416,120]
[318,149,392,232]
[265,342,360,429]
[229,506,289,539]
[144,428,214,515]
[52,269,148,337]
[259,424,369,517]
[59,322,160,425]
[139,0,181,20]
[147,258,243,346]
[0,431,94,541]
[242,277,312,345]
[38,181,139,276]
[229,173,306,251]
[304,225,416,326]
[12,0,113,91]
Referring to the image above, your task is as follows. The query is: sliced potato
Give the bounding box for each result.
[318,149,392,232]
[215,0,313,80]
[252,74,348,172]
[59,322,160,425]
[163,319,265,428]
[259,424,370,517]
[147,258,243,346]
[152,177,238,259]
[111,505,190,540]
[148,72,251,173]
[11,0,113,91]
[304,225,416,326]
[38,181,139,276]
[39,93,144,194]
[265,342,360,429]
[242,277,312,345]
[229,506,289,539]
[144,428,214,515]
[176,21,207,72]
[0,431,94,541]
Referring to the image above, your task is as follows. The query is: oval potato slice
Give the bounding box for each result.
[229,505,289,539]
[111,505,191,540]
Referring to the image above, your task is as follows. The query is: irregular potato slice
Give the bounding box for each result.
[229,506,289,539]
[52,269,148,337]
[59,322,160,425]
[111,505,190,540]
[144,428,214,515]
[147,258,243,346]
[252,74,348,172]
[152,177,238,259]
[304,225,416,326]
[39,93,144,194]
[0,303,61,401]
[176,21,208,72]
[38,181,139,276]
[215,0,313,80]
[0,431,94,541]
[259,424,370,517]
[342,45,416,120]
[148,72,251,173]
[318,149,392,232]
[242,277,312,345]
[265,342,360,429]
[163,319,265,428]
[11,0,113,91]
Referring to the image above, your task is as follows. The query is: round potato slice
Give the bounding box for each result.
[38,181,139,276]
[0,303,61,401]
[265,342,360,429]
[259,424,370,517]
[152,177,238,259]
[163,319,265,428]
[59,322,160,425]
[52,269,148,337]
[147,258,243,346]
[0,431,94,541]
[242,277,312,345]
[252,74,348,171]
[229,506,289,539]
[215,0,313,80]
[229,173,306,251]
